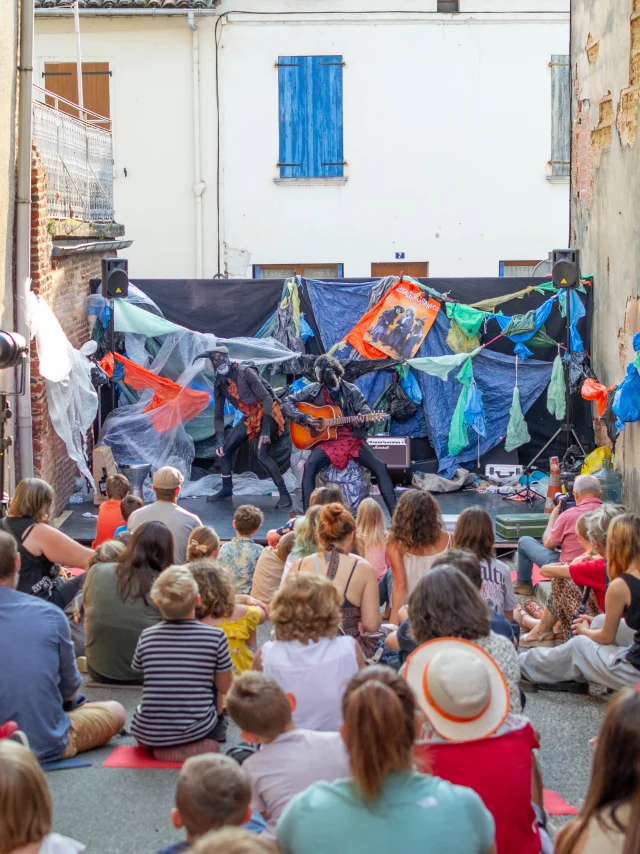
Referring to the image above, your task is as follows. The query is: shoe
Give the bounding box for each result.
[207,479,233,503]
[275,490,293,510]
[211,711,228,743]
[519,630,563,648]
[513,581,535,596]
[537,680,590,694]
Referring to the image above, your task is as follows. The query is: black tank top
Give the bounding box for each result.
[621,573,640,670]
[1,516,60,600]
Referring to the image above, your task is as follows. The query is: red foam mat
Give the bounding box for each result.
[510,566,545,586]
[543,789,579,816]
[103,745,182,769]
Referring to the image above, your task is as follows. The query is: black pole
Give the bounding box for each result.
[0,395,12,518]
[109,298,116,412]
[564,286,572,454]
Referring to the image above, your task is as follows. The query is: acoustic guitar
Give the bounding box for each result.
[289,401,387,451]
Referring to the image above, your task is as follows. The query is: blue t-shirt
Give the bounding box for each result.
[277,771,494,854]
[0,587,81,761]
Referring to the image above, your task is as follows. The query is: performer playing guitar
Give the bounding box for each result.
[203,345,293,509]
[282,355,397,513]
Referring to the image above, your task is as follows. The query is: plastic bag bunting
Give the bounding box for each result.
[505,357,531,452]
[546,353,567,420]
[612,332,640,428]
[447,358,475,456]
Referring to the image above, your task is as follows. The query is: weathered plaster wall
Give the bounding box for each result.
[572,0,640,508]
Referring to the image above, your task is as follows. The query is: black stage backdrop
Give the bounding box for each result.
[134,277,594,468]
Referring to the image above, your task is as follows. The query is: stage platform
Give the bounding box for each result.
[60,489,543,552]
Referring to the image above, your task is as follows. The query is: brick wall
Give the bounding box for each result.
[30,146,112,512]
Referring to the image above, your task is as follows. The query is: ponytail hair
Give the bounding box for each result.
[187,526,221,562]
[342,666,415,801]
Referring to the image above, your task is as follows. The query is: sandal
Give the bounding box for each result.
[519,630,563,648]
[523,599,544,620]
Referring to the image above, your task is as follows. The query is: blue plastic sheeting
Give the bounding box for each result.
[494,297,556,360]
[559,290,586,353]
[306,279,554,478]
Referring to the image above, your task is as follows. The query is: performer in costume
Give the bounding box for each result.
[203,346,292,509]
[282,355,397,513]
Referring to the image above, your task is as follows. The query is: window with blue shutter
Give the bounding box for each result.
[550,55,570,178]
[278,55,344,179]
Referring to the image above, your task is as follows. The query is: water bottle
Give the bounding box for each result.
[595,458,623,504]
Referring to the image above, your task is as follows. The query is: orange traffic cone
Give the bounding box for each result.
[545,456,561,513]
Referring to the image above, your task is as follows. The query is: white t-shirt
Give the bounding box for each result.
[479,558,516,617]
[38,834,85,854]
[261,636,358,732]
[245,729,350,839]
[127,500,201,564]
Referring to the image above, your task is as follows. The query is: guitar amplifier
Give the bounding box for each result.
[367,436,412,485]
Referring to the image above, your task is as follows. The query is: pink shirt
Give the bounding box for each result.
[549,497,603,561]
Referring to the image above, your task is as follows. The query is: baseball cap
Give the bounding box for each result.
[404,637,509,742]
[152,466,184,490]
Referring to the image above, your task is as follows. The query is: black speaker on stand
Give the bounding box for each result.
[101,258,129,411]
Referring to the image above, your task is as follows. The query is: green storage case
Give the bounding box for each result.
[495,513,549,539]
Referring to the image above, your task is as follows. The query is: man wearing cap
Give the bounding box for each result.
[406,638,549,854]
[203,346,292,509]
[127,466,201,563]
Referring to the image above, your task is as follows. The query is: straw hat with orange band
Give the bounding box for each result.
[404,637,510,742]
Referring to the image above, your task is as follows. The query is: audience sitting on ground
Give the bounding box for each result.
[128,467,201,564]
[355,497,389,582]
[187,526,221,562]
[0,739,87,854]
[1,478,94,608]
[554,687,640,854]
[519,513,640,692]
[519,505,624,647]
[0,531,125,761]
[288,503,381,642]
[386,550,515,664]
[92,474,130,548]
[265,486,340,549]
[131,565,233,761]
[408,566,522,712]
[514,474,603,597]
[226,672,350,841]
[453,506,516,623]
[277,666,496,854]
[157,753,265,854]
[254,574,363,731]
[114,494,144,541]
[219,506,265,594]
[407,637,549,854]
[190,559,267,676]
[83,522,173,684]
[279,506,322,585]
[193,829,276,854]
[250,532,295,605]
[385,489,451,623]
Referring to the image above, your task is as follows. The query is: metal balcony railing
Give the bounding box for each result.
[32,86,114,222]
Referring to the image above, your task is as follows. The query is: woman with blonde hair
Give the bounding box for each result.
[254,574,363,731]
[1,478,93,608]
[520,513,640,691]
[0,739,85,853]
[277,666,496,854]
[290,503,381,638]
[187,526,221,562]
[355,497,388,581]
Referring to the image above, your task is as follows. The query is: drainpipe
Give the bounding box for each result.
[188,11,205,278]
[15,0,35,478]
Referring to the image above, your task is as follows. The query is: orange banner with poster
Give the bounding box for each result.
[346,279,440,360]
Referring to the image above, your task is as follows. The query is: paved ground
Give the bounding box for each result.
[46,624,609,854]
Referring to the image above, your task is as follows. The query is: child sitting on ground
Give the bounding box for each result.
[250,532,295,605]
[190,559,268,675]
[93,474,130,547]
[254,574,363,731]
[188,526,221,562]
[355,497,389,582]
[131,565,234,762]
[226,672,350,841]
[219,506,265,594]
[0,739,85,854]
[114,494,143,541]
[157,753,266,854]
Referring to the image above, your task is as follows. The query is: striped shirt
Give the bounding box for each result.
[131,620,233,747]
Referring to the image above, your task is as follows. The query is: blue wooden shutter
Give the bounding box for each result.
[278,55,343,178]
[550,55,570,178]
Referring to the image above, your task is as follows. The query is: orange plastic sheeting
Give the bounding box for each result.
[99,352,115,377]
[112,353,211,432]
[581,377,616,417]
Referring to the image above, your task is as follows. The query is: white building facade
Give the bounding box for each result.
[35,0,570,280]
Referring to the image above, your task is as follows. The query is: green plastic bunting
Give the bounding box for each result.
[505,387,531,452]
[446,320,481,354]
[546,354,566,420]
[409,347,481,380]
[445,303,487,338]
[114,299,185,337]
[447,358,475,456]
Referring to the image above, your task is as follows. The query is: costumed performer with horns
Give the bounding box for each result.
[282,355,397,513]
[199,345,293,509]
